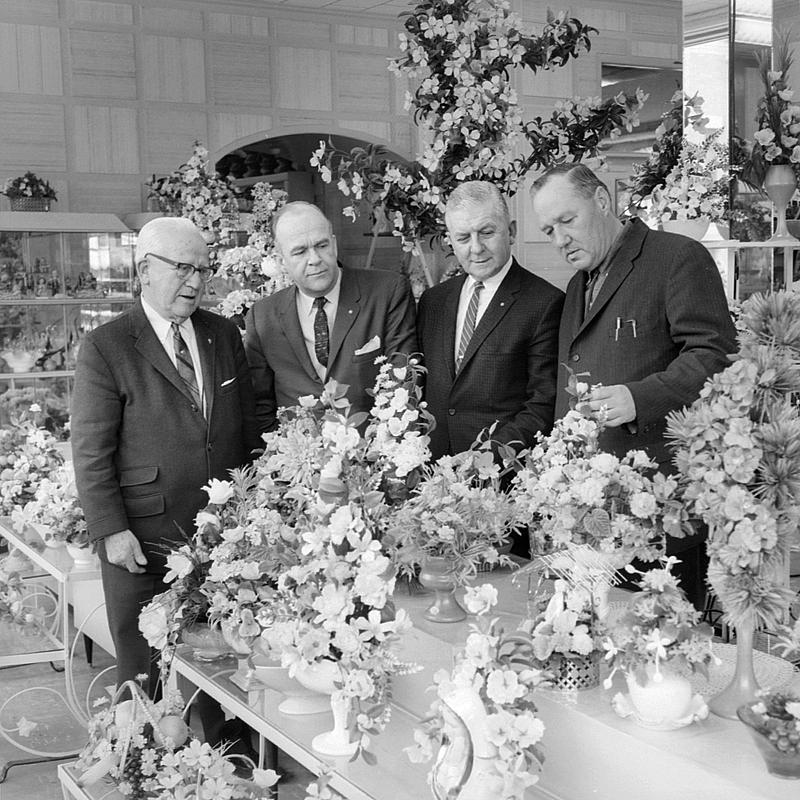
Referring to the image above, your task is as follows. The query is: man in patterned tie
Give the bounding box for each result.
[417,181,564,461]
[71,217,260,748]
[245,201,417,433]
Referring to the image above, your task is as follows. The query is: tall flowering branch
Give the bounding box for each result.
[311,0,646,257]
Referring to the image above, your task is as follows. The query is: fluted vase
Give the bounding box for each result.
[418,556,466,623]
[763,164,799,241]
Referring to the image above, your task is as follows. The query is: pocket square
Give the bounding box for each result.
[220,377,237,388]
[354,336,381,356]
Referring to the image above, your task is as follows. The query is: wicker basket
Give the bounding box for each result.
[551,652,601,691]
[10,196,50,212]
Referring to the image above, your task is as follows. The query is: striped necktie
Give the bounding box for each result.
[313,296,329,367]
[172,322,202,412]
[456,280,484,369]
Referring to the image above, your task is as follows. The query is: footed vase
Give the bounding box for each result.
[418,556,466,623]
[709,616,760,719]
[763,164,799,241]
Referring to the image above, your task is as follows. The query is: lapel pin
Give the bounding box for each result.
[500,302,505,307]
[348,309,353,314]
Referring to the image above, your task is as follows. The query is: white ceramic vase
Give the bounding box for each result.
[661,218,710,241]
[65,542,95,569]
[763,164,799,241]
[625,664,693,723]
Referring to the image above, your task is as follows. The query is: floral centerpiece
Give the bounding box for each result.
[2,171,57,211]
[666,291,800,632]
[0,560,46,632]
[406,583,545,799]
[512,371,688,568]
[602,558,715,688]
[76,681,278,799]
[311,0,645,258]
[214,181,292,319]
[646,129,729,226]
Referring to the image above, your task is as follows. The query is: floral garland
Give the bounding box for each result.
[666,291,800,630]
[407,584,545,799]
[214,181,292,318]
[311,0,646,253]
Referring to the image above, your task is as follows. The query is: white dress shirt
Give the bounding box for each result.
[454,257,513,363]
[296,269,342,380]
[141,296,206,413]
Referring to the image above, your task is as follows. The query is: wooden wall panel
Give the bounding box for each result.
[337,53,391,114]
[342,119,391,142]
[69,174,142,214]
[0,102,67,171]
[141,6,203,34]
[1,0,59,21]
[0,24,63,95]
[68,1,134,26]
[140,36,206,103]
[210,113,274,152]
[520,62,574,98]
[276,47,332,111]
[73,106,139,173]
[209,41,272,107]
[208,13,270,38]
[144,108,208,171]
[70,29,136,99]
[334,24,389,48]
[272,18,331,42]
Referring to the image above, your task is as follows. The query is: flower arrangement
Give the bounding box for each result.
[406,583,545,799]
[0,405,65,517]
[646,129,730,224]
[0,386,70,440]
[387,440,517,587]
[76,681,278,799]
[2,171,57,200]
[0,561,46,632]
[145,141,239,257]
[749,31,800,183]
[512,371,688,568]
[214,181,292,318]
[666,290,800,630]
[602,558,715,688]
[311,0,645,256]
[11,463,88,547]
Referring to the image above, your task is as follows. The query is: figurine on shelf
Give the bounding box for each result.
[34,275,51,297]
[11,272,26,297]
[48,268,63,296]
[0,267,13,296]
[74,271,100,297]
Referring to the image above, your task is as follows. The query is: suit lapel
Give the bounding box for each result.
[193,313,215,422]
[328,269,359,373]
[441,274,465,381]
[456,261,520,375]
[277,287,319,382]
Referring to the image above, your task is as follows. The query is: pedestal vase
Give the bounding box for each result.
[65,542,95,570]
[418,556,466,623]
[709,616,760,719]
[661,218,710,240]
[763,164,799,241]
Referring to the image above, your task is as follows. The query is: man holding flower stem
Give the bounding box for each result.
[530,163,737,606]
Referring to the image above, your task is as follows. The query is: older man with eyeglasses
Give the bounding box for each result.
[71,217,259,718]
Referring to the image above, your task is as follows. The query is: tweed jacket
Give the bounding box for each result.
[244,266,416,433]
[555,217,737,469]
[418,259,564,460]
[71,300,259,572]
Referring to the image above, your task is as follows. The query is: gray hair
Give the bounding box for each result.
[445,181,510,226]
[530,163,610,202]
[271,201,332,243]
[134,217,206,265]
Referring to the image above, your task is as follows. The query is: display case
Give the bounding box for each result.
[0,212,135,428]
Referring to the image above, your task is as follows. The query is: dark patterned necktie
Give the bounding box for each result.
[313,296,329,367]
[456,281,483,369]
[583,268,600,320]
[172,322,202,411]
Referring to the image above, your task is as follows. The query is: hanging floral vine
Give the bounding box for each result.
[310,0,647,257]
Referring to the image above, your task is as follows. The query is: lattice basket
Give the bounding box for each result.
[551,652,601,691]
[10,196,50,212]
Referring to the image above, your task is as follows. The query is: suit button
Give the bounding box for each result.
[207,443,213,451]
[571,353,580,362]
[448,408,456,416]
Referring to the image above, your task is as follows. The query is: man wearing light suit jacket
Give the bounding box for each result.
[417,181,564,462]
[71,217,260,750]
[244,202,417,434]
[530,163,737,606]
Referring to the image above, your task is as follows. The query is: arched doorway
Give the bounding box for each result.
[213,130,411,273]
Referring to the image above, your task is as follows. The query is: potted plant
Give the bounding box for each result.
[603,558,715,726]
[2,171,57,211]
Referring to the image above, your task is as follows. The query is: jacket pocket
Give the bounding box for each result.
[123,493,165,518]
[351,348,384,364]
[119,466,158,487]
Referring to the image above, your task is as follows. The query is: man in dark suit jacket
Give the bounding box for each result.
[417,181,564,461]
[71,217,260,696]
[530,163,737,605]
[244,202,416,433]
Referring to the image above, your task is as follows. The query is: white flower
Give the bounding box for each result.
[463,583,498,616]
[164,552,194,583]
[203,478,234,505]
[138,602,171,649]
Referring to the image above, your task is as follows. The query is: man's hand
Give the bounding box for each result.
[104,529,147,573]
[587,384,636,427]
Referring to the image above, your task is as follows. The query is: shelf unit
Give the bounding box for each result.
[232,171,315,205]
[0,212,135,420]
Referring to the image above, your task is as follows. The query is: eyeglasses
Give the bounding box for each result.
[145,252,215,283]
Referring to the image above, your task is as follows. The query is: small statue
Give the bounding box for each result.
[34,275,51,297]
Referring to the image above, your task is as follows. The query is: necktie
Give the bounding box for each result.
[172,323,202,411]
[583,268,600,320]
[456,280,484,369]
[313,296,329,367]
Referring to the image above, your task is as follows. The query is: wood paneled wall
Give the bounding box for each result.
[0,0,680,289]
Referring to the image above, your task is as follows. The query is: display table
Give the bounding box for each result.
[167,567,799,800]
